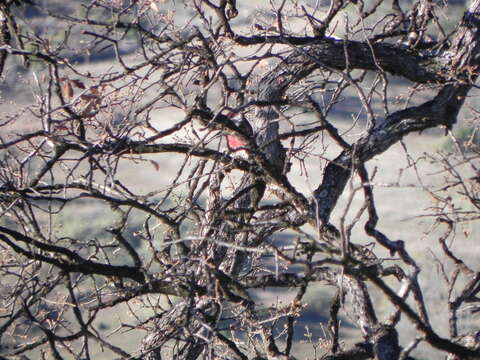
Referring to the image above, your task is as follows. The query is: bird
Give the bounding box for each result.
[224,111,254,159]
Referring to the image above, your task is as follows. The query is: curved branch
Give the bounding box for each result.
[314,0,480,223]
[0,227,146,283]
[235,34,442,82]
[254,38,443,100]
[314,84,470,223]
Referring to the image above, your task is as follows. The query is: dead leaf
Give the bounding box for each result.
[61,79,73,99]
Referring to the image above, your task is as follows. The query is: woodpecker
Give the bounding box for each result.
[224,112,254,159]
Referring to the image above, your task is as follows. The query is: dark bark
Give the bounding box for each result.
[241,1,480,359]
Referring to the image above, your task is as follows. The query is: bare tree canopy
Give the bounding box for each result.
[2,0,480,359]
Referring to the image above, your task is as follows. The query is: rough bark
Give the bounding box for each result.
[241,1,480,359]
